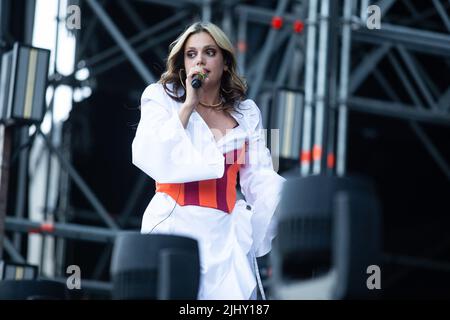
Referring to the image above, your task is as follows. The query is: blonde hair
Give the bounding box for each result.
[159,22,247,112]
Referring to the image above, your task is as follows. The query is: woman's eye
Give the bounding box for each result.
[186,52,196,58]
[206,50,215,56]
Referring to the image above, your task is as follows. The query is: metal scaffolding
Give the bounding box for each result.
[0,0,449,298]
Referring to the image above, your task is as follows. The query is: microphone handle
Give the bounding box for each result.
[191,77,202,89]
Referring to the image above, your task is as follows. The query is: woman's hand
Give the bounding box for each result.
[184,65,208,109]
[178,66,205,128]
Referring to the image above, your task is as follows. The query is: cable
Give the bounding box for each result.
[149,184,181,234]
[254,255,266,300]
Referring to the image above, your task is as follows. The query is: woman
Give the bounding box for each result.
[132,21,285,300]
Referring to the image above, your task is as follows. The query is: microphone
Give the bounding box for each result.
[191,72,207,89]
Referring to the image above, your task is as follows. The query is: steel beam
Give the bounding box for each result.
[118,173,150,227]
[438,87,450,111]
[3,236,26,263]
[410,121,450,181]
[5,217,117,243]
[349,43,391,94]
[82,11,189,72]
[353,23,450,57]
[89,28,180,78]
[135,0,184,7]
[401,48,441,99]
[396,45,438,110]
[360,0,369,22]
[432,0,450,32]
[347,96,450,127]
[13,129,29,251]
[85,0,155,84]
[202,0,212,22]
[236,9,247,74]
[0,0,10,54]
[275,34,299,88]
[300,0,318,176]
[382,51,450,181]
[402,0,420,19]
[24,0,36,44]
[245,29,291,82]
[248,0,289,100]
[0,126,12,259]
[136,0,204,7]
[76,9,99,61]
[398,3,445,26]
[312,0,333,175]
[220,0,241,41]
[235,4,301,26]
[323,0,340,176]
[118,0,147,31]
[55,208,140,227]
[37,129,119,230]
[387,52,423,108]
[375,0,397,16]
[373,69,398,101]
[372,68,450,182]
[336,0,354,177]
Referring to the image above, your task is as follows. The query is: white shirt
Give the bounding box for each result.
[132,83,285,299]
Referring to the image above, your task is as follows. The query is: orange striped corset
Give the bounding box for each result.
[155,143,246,214]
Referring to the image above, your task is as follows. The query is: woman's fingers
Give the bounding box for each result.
[184,67,203,106]
[187,65,206,79]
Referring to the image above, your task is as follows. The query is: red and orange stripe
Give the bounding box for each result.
[155,144,246,214]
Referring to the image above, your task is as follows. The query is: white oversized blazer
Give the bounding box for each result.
[132,83,285,300]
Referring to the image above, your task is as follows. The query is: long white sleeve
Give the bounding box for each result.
[132,83,225,183]
[239,101,286,257]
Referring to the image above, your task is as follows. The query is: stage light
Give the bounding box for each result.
[0,260,38,280]
[0,43,50,126]
[270,89,303,161]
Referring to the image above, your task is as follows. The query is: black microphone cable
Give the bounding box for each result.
[149,184,181,234]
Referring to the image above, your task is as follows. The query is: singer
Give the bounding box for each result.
[132,22,285,300]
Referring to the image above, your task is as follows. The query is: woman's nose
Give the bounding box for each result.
[196,55,205,66]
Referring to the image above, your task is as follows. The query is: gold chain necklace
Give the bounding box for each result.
[199,96,224,108]
[199,100,224,108]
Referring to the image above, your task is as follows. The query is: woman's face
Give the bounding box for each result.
[183,31,226,88]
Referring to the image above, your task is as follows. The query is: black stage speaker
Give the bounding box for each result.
[332,189,382,299]
[110,232,200,300]
[0,42,50,125]
[272,174,381,299]
[0,279,67,300]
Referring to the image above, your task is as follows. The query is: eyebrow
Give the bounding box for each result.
[185,45,218,51]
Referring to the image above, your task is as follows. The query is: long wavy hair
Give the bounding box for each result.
[159,22,247,113]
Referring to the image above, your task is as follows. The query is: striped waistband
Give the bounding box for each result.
[155,145,246,214]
